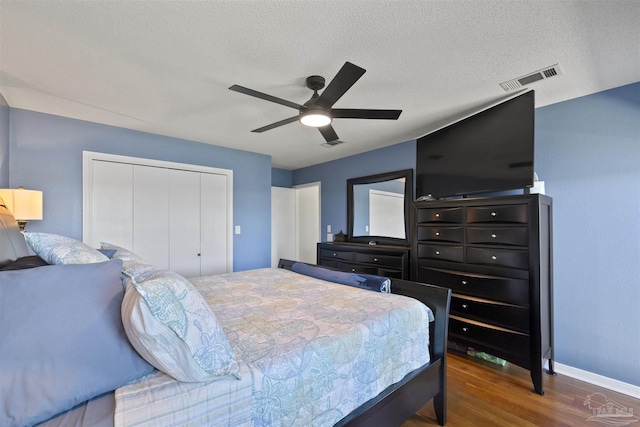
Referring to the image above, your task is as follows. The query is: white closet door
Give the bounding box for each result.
[200,172,228,276]
[133,165,170,270]
[84,152,233,276]
[87,161,133,249]
[169,169,201,278]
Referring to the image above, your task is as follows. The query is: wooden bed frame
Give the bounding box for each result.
[278,259,451,426]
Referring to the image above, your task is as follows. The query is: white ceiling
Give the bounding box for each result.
[1,1,638,170]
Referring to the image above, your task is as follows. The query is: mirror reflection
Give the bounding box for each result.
[352,178,407,239]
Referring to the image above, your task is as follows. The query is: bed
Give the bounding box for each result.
[0,198,450,427]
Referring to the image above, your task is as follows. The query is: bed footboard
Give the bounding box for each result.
[278,259,451,426]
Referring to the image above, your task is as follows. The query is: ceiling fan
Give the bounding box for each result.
[229,62,402,144]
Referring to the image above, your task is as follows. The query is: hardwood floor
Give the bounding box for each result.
[402,352,639,427]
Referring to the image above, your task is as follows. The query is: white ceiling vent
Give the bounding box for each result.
[500,64,563,92]
[321,140,345,148]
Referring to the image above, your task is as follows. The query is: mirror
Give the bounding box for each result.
[347,169,413,246]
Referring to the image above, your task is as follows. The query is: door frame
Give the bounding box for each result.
[82,151,233,272]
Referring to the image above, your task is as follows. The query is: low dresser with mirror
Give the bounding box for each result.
[317,169,412,280]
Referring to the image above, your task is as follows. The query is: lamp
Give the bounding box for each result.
[0,186,43,232]
[299,107,332,127]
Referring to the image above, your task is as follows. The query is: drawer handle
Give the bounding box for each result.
[435,232,440,236]
[435,213,440,217]
[373,258,378,262]
[491,255,498,260]
[462,327,468,332]
[491,233,497,239]
[351,268,356,272]
[491,212,497,217]
[333,253,337,256]
[461,280,468,285]
[462,304,468,309]
[435,250,440,255]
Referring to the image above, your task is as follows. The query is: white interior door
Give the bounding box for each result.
[295,183,320,264]
[271,187,296,267]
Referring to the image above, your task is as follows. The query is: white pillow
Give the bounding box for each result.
[121,268,240,382]
[25,233,109,265]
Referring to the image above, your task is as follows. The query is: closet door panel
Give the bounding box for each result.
[169,169,201,278]
[88,161,133,249]
[133,165,170,270]
[200,172,228,276]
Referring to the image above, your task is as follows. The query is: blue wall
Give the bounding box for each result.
[293,82,640,386]
[271,168,293,188]
[534,82,640,386]
[0,94,8,187]
[7,109,272,272]
[293,141,416,239]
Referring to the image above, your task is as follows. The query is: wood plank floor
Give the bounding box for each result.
[401,352,639,427]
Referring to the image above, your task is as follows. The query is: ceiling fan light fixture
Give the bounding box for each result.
[300,111,332,127]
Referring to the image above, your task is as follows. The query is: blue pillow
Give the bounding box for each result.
[0,260,154,427]
[291,262,391,293]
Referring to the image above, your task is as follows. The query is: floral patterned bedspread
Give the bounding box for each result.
[190,268,433,426]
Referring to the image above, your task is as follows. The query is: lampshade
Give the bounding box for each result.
[299,110,332,127]
[0,187,43,231]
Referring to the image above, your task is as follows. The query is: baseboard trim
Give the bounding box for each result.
[553,362,640,399]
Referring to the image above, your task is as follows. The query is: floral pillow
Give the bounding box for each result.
[100,242,149,270]
[121,268,240,382]
[24,233,109,265]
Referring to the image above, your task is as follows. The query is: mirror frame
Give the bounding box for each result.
[347,168,413,246]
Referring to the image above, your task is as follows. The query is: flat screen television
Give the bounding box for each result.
[416,90,535,200]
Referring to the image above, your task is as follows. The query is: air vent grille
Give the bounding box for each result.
[321,140,345,148]
[500,64,562,92]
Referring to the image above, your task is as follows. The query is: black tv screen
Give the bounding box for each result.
[416,90,535,200]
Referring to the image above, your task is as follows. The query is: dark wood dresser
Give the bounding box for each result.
[317,242,410,280]
[412,194,553,394]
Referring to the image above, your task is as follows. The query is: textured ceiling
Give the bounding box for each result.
[1,1,638,170]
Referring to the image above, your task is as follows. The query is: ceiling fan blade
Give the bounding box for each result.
[318,124,339,142]
[229,85,303,110]
[315,62,366,109]
[251,116,300,133]
[331,109,402,120]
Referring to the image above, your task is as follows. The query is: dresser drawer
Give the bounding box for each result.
[467,247,529,270]
[417,244,464,263]
[466,205,528,224]
[319,249,354,262]
[355,252,403,269]
[417,226,464,243]
[451,296,529,333]
[466,226,529,246]
[449,316,529,357]
[336,261,378,275]
[416,207,464,223]
[319,259,338,269]
[417,267,529,306]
